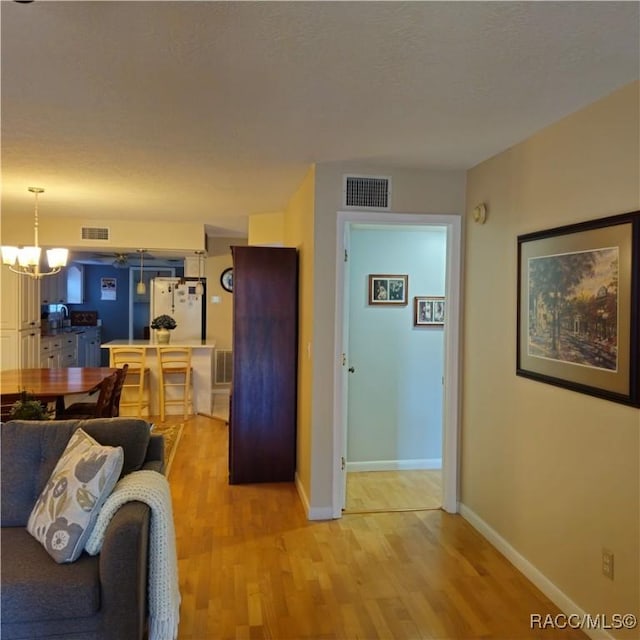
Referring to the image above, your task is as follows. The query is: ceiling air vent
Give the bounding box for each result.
[81,226,110,241]
[343,175,391,210]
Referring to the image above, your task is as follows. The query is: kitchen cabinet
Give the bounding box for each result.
[40,333,79,368]
[0,265,41,370]
[20,329,41,368]
[0,267,40,331]
[0,265,38,331]
[40,336,63,368]
[78,328,101,367]
[1,332,18,370]
[20,274,41,331]
[76,333,87,366]
[40,265,83,305]
[0,265,20,331]
[60,334,78,367]
[40,269,67,305]
[229,246,298,484]
[66,264,84,303]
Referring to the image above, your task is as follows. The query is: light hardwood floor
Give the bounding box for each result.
[345,469,442,513]
[168,415,586,640]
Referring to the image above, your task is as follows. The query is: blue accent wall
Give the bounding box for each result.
[67,263,183,364]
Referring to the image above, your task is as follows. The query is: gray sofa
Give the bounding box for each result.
[1,418,164,640]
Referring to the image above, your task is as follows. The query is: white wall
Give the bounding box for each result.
[347,227,446,466]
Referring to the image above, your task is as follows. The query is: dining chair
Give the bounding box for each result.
[1,393,25,422]
[109,364,129,417]
[57,370,119,420]
[157,346,192,422]
[110,347,150,417]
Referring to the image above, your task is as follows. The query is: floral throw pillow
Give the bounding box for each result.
[27,428,124,563]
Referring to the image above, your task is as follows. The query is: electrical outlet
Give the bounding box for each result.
[602,548,614,580]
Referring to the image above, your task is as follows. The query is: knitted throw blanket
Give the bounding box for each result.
[85,470,181,640]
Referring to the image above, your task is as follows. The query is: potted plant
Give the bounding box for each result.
[150,314,177,344]
[8,391,49,420]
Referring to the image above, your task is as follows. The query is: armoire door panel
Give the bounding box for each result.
[229,246,298,484]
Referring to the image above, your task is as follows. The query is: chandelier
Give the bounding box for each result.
[1,187,69,278]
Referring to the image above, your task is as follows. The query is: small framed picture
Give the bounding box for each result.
[368,274,408,305]
[100,277,117,301]
[414,296,445,326]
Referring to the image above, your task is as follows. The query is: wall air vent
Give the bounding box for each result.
[215,349,233,385]
[81,226,110,241]
[343,175,391,210]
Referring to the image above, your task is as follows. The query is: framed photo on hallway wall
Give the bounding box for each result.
[516,210,640,407]
[368,274,408,305]
[414,296,445,326]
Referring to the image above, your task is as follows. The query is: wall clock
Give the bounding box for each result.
[220,267,233,292]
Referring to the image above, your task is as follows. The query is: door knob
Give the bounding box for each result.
[348,366,355,373]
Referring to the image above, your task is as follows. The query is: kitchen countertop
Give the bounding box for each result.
[41,326,100,337]
[102,339,216,348]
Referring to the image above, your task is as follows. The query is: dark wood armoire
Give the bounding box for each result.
[229,246,298,484]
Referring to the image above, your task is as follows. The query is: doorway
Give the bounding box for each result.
[343,224,446,513]
[332,212,462,518]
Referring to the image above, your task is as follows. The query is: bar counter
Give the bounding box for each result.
[101,340,216,417]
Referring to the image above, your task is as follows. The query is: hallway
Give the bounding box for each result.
[168,416,586,640]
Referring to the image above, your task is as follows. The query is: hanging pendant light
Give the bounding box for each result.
[195,250,205,296]
[136,249,147,295]
[1,187,69,278]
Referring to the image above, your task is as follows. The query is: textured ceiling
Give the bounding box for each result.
[1,1,638,237]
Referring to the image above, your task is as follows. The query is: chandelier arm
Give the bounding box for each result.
[8,265,61,279]
[38,268,62,278]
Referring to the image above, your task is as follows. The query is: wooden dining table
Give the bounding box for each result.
[0,367,118,413]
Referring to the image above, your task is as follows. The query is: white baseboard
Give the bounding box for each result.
[347,458,442,472]
[459,503,614,640]
[295,473,335,521]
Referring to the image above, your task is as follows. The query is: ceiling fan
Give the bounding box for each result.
[111,253,130,268]
[91,251,156,268]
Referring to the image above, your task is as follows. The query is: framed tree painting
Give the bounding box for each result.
[517,210,639,407]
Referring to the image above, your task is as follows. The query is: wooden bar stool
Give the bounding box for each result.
[109,347,150,417]
[157,346,192,422]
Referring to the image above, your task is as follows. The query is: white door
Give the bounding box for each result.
[333,212,462,517]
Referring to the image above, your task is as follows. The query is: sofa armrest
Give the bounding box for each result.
[146,434,164,467]
[98,501,150,640]
[143,459,164,474]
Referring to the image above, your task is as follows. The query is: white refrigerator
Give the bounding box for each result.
[149,277,206,342]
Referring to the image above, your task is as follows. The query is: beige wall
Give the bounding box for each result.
[281,166,316,504]
[205,236,246,354]
[310,163,467,513]
[463,82,639,632]
[0,216,205,253]
[248,212,285,246]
